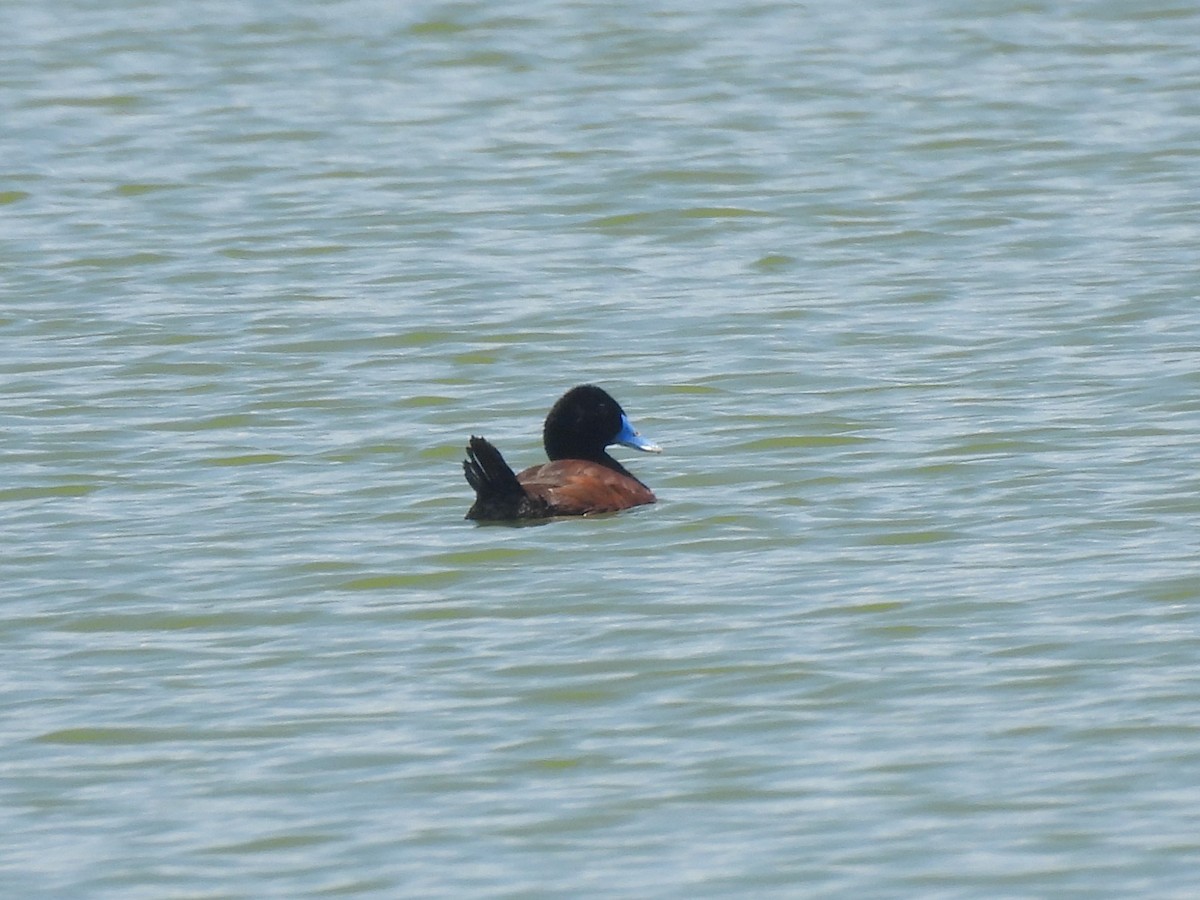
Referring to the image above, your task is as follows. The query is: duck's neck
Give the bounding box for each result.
[549,444,648,487]
[595,450,638,481]
[545,439,641,483]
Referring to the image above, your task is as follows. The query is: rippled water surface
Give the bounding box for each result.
[4,0,1200,896]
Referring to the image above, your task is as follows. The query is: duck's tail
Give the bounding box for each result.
[463,436,527,520]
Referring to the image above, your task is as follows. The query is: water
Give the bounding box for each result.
[4,0,1200,895]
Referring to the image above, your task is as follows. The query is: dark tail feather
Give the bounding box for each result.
[463,436,527,520]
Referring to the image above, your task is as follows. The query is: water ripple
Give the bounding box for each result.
[4,0,1200,896]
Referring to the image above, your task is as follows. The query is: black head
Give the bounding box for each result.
[542,385,661,464]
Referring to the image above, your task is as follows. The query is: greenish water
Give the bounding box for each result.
[4,0,1200,896]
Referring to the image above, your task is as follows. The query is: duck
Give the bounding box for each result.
[463,384,661,521]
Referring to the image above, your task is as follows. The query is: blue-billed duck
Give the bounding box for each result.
[463,384,661,521]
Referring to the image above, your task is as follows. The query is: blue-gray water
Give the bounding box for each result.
[4,0,1200,896]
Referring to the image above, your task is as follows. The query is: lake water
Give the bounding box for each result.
[4,0,1200,896]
